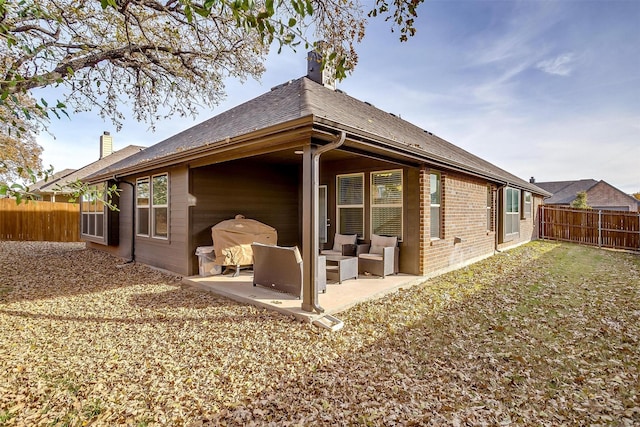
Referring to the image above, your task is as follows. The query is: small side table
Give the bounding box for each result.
[325,255,358,284]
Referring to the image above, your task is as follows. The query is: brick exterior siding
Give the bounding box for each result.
[419,168,542,276]
[587,182,640,212]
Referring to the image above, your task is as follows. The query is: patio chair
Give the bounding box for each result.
[320,233,359,257]
[357,234,399,278]
[252,243,326,297]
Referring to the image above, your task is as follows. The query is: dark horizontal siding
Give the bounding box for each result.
[190,159,301,275]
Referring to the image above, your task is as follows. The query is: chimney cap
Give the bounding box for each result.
[529,177,536,183]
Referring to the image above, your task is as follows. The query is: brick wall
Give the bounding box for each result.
[496,193,543,251]
[419,169,496,275]
[587,181,639,212]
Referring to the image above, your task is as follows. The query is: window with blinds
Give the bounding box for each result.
[336,173,364,237]
[371,170,402,238]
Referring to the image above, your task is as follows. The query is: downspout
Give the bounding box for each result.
[115,178,136,264]
[305,131,346,314]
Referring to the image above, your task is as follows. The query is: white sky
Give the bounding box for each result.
[36,0,640,193]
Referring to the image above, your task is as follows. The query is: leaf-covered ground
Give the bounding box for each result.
[0,240,638,426]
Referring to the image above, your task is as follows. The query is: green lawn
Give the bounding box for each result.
[0,240,638,426]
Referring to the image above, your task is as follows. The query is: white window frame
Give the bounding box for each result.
[151,173,169,239]
[522,191,532,219]
[430,171,441,239]
[336,173,364,237]
[136,174,170,240]
[319,185,328,244]
[81,183,106,241]
[504,187,520,239]
[136,177,150,237]
[370,169,403,240]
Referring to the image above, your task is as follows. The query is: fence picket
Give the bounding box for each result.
[0,199,80,242]
[539,205,640,251]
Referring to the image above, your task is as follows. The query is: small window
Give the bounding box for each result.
[504,187,520,239]
[319,185,328,244]
[136,178,150,237]
[137,174,169,239]
[152,174,168,239]
[81,184,105,239]
[371,170,403,239]
[430,172,441,239]
[522,191,532,219]
[336,173,364,237]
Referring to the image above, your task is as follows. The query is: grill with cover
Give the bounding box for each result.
[211,216,277,275]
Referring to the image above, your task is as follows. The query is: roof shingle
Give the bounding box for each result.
[92,77,548,195]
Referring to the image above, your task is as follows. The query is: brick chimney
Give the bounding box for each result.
[307,44,336,90]
[100,131,113,159]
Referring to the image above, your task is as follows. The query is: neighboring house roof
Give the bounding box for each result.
[90,77,549,196]
[30,168,77,192]
[535,179,599,204]
[38,145,145,194]
[536,179,640,210]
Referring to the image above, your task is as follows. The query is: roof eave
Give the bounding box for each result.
[312,117,552,197]
[87,116,316,183]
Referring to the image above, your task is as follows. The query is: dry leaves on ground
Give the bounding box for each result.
[0,240,638,426]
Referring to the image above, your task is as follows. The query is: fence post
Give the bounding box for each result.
[598,210,602,248]
[540,205,545,240]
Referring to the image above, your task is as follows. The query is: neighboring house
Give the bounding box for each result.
[86,52,549,313]
[30,168,77,201]
[533,178,640,212]
[34,132,144,203]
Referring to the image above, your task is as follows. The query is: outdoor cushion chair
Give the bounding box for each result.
[320,233,358,257]
[358,234,399,278]
[252,243,326,297]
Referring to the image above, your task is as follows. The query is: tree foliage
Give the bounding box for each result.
[571,190,591,209]
[0,0,424,203]
[0,92,43,185]
[0,0,424,130]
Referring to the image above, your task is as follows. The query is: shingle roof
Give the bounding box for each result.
[39,145,144,193]
[31,168,77,192]
[534,179,598,204]
[92,77,548,195]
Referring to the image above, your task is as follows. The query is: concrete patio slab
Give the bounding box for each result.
[182,271,427,323]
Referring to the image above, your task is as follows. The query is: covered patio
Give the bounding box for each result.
[182,271,425,323]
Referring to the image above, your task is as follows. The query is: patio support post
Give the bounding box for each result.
[301,132,346,313]
[301,144,321,313]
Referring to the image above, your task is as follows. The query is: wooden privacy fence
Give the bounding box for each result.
[539,205,640,251]
[0,199,80,242]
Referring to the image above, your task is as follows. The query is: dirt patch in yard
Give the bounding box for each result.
[0,240,638,426]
